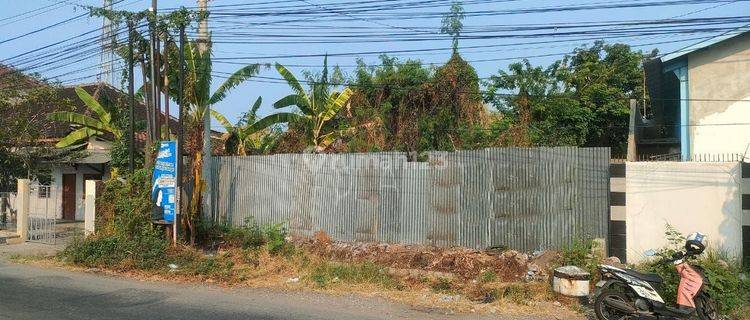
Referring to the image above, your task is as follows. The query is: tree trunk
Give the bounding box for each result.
[188,152,203,245]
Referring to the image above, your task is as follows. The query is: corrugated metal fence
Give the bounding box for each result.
[209,147,611,252]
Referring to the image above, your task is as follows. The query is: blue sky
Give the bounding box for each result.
[1,0,747,130]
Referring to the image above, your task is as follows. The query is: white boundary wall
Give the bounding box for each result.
[626,162,743,263]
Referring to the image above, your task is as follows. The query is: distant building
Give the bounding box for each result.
[639,31,750,160]
[0,65,167,220]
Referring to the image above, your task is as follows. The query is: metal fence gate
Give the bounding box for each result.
[28,185,56,244]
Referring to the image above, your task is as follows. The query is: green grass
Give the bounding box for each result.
[308,261,402,289]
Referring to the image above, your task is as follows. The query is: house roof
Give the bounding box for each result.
[75,149,112,164]
[661,28,750,63]
[2,64,227,156]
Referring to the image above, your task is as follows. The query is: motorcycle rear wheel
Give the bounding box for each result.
[695,294,719,320]
[595,289,634,320]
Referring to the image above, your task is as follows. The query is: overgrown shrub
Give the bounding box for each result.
[61,227,168,270]
[63,168,170,270]
[224,219,264,249]
[638,225,750,316]
[560,237,600,275]
[197,221,230,248]
[224,218,294,256]
[95,168,154,235]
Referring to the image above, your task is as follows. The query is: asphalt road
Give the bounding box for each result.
[0,259,555,320]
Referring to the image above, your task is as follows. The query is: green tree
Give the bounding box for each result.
[486,42,649,151]
[563,42,650,154]
[47,87,123,148]
[441,1,465,54]
[271,58,354,152]
[486,59,592,146]
[212,97,282,155]
[0,72,64,189]
[343,54,490,154]
[163,39,261,244]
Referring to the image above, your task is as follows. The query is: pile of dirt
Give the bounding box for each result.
[293,232,530,281]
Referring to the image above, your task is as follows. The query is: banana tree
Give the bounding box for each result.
[212,97,283,155]
[169,40,261,125]
[163,38,261,244]
[47,87,123,148]
[267,60,354,152]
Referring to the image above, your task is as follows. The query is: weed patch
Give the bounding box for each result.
[430,277,455,293]
[501,283,533,305]
[307,261,403,289]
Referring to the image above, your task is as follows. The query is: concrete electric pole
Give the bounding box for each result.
[99,0,117,85]
[150,0,161,140]
[198,0,213,221]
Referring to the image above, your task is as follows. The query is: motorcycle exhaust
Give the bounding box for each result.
[603,297,637,314]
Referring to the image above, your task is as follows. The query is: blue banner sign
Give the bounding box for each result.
[152,141,177,222]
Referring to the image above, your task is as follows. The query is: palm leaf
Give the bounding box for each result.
[246,112,301,135]
[210,109,235,134]
[55,127,102,148]
[196,44,213,108]
[275,63,309,105]
[184,41,199,107]
[321,87,353,121]
[209,64,261,105]
[47,112,109,132]
[109,126,123,139]
[273,94,312,115]
[75,87,111,124]
[317,133,338,150]
[251,96,263,114]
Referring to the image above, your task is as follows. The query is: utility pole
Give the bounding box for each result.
[198,0,213,221]
[127,19,136,173]
[175,23,186,246]
[99,0,117,85]
[627,99,638,162]
[198,0,209,53]
[150,0,161,141]
[163,35,170,139]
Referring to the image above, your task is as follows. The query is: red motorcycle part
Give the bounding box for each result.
[675,263,703,308]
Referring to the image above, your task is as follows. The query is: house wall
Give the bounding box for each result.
[687,33,750,155]
[625,162,743,264]
[50,165,109,221]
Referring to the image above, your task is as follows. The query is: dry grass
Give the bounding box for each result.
[17,244,586,319]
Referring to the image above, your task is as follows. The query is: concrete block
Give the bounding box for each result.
[553,266,590,297]
[84,180,96,236]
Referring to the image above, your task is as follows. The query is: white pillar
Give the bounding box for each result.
[16,179,30,241]
[84,180,96,236]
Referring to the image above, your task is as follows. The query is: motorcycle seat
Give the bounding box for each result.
[626,269,663,283]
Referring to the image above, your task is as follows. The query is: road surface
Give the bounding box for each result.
[0,258,564,320]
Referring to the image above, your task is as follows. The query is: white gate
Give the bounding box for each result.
[28,185,56,244]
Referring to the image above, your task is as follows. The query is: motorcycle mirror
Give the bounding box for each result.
[643,249,656,257]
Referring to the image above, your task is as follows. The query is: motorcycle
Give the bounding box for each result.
[593,233,719,320]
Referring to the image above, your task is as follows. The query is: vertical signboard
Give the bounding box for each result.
[152,141,177,222]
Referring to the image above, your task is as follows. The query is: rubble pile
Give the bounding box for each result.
[293,232,533,280]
